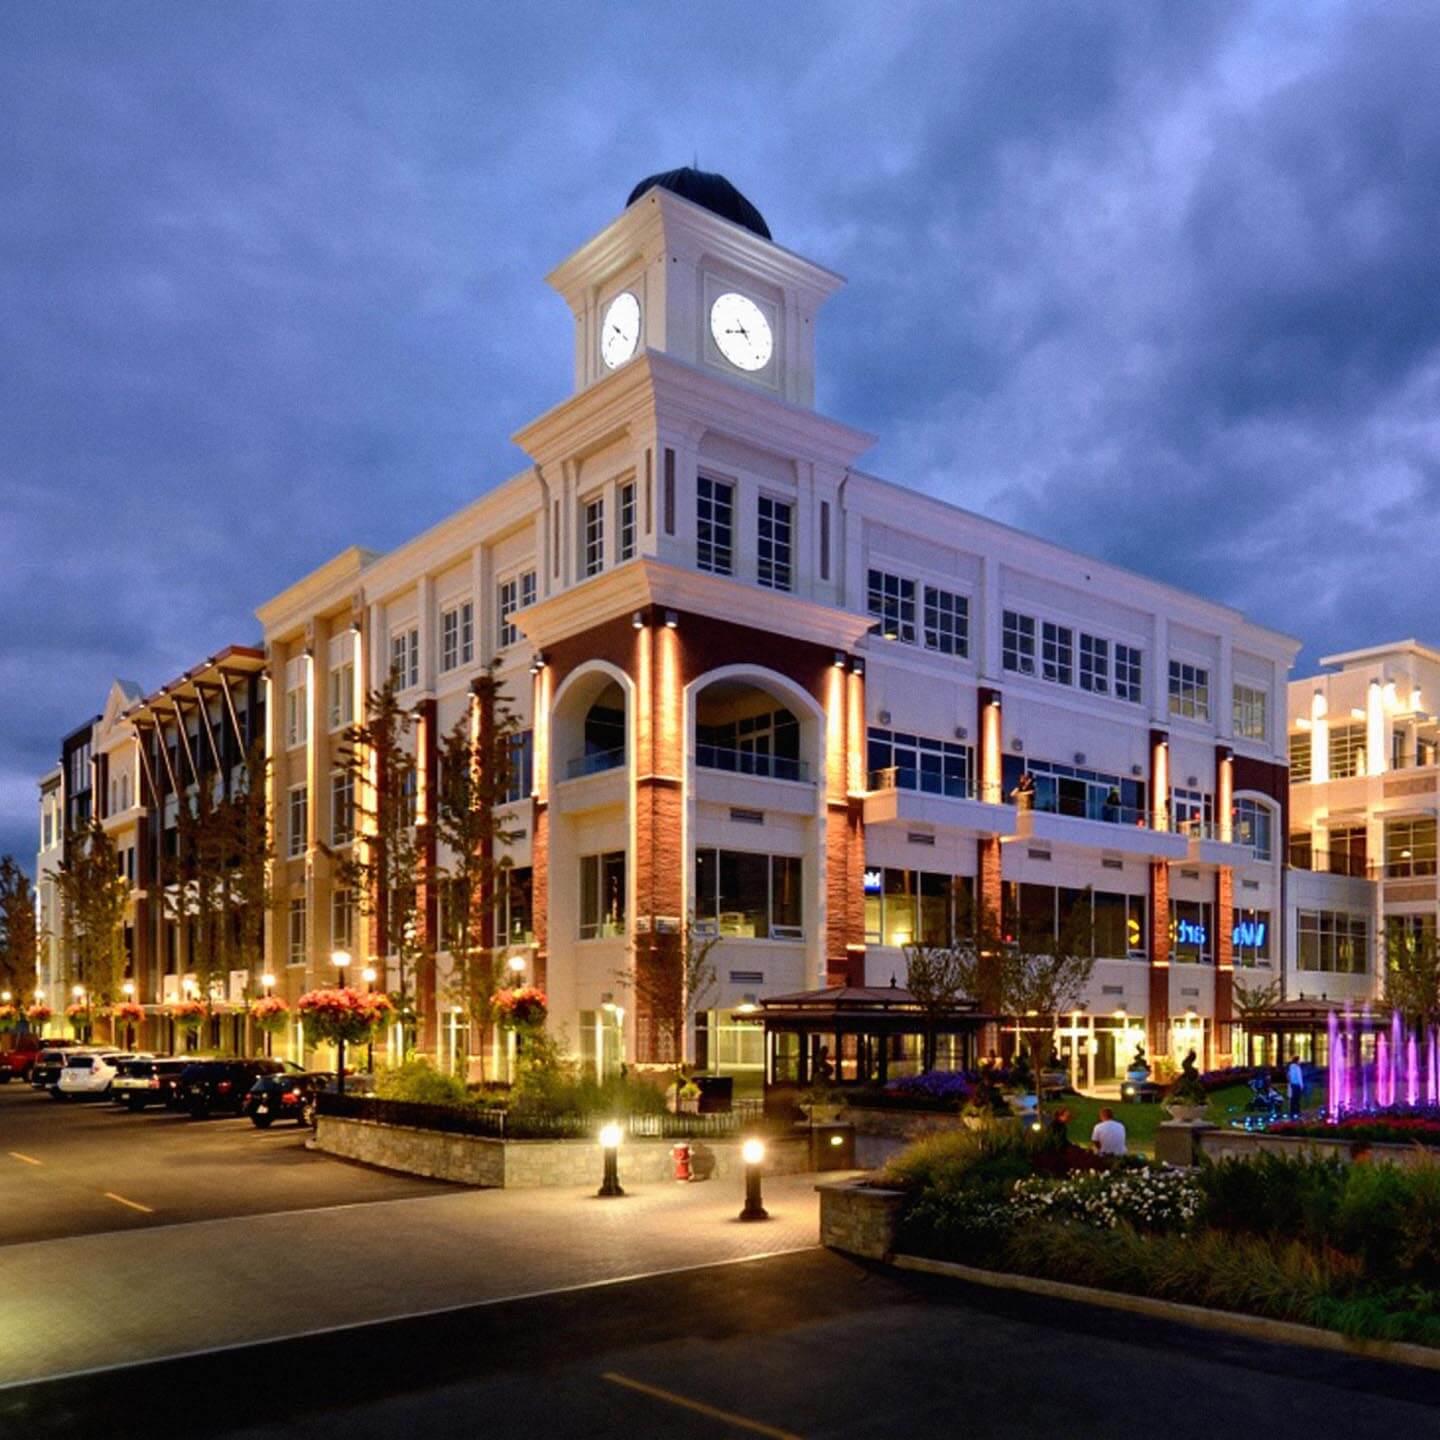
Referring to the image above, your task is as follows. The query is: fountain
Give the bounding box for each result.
[1320,1000,1440,1119]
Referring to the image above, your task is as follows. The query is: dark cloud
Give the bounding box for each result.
[4,1,1439,867]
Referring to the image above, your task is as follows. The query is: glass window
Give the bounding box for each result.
[1168,660,1210,722]
[1002,611,1036,675]
[1328,723,1366,779]
[1386,818,1437,878]
[922,585,968,657]
[331,888,353,952]
[1170,787,1213,835]
[697,476,734,575]
[694,849,805,940]
[504,730,533,804]
[866,727,972,798]
[287,785,307,858]
[288,898,307,966]
[330,770,353,847]
[440,602,474,672]
[1170,899,1214,963]
[868,569,916,644]
[582,496,605,578]
[1233,798,1272,860]
[1297,910,1368,974]
[390,628,419,690]
[1041,622,1073,686]
[757,495,793,592]
[1232,908,1271,967]
[502,866,534,946]
[1233,684,1267,741]
[1078,634,1109,695]
[328,662,354,731]
[579,851,626,939]
[498,577,520,648]
[286,682,308,749]
[771,856,803,937]
[1093,891,1147,959]
[1002,754,1145,826]
[1289,729,1312,779]
[618,481,636,563]
[1115,644,1143,704]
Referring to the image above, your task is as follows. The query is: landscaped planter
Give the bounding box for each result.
[314,1114,814,1188]
[842,1105,965,1141]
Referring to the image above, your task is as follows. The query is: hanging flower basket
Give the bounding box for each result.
[110,1001,146,1026]
[490,985,548,1030]
[249,995,292,1033]
[169,1000,208,1029]
[297,987,396,1046]
[25,1004,52,1025]
[66,1003,93,1031]
[0,1003,20,1032]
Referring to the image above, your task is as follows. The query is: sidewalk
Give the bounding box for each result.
[0,1173,828,1387]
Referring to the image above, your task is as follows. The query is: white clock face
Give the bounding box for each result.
[600,291,641,369]
[709,292,773,372]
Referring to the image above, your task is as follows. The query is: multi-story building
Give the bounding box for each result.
[35,765,65,1014]
[1286,639,1440,1009]
[258,167,1298,1080]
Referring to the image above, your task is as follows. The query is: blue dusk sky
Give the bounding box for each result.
[4,1,1439,868]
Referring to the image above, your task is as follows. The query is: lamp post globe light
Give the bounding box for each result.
[597,1122,625,1198]
[507,953,526,976]
[331,951,351,1094]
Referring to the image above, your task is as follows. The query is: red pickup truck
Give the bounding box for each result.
[1,1034,72,1082]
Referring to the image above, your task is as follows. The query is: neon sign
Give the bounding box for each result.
[1232,919,1267,949]
[863,868,883,895]
[1175,918,1207,947]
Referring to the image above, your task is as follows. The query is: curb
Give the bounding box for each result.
[890,1253,1440,1373]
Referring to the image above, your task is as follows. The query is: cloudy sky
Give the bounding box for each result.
[4,0,1439,868]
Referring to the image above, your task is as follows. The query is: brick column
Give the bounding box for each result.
[1215,866,1234,1065]
[530,800,548,994]
[1148,728,1171,1056]
[825,801,865,985]
[975,687,1005,1012]
[413,698,439,1053]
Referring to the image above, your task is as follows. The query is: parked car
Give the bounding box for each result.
[111,1056,192,1111]
[1,1034,77,1083]
[177,1058,300,1118]
[56,1052,124,1099]
[245,1069,334,1127]
[33,1046,115,1093]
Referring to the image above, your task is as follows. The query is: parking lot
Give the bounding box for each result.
[0,1080,452,1245]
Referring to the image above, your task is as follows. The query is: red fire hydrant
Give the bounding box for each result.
[671,1142,692,1182]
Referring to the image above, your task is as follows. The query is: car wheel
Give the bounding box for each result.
[251,1113,274,1129]
[126,1095,146,1112]
[0,1071,11,1084]
[301,1098,318,1126]
[49,1086,65,1100]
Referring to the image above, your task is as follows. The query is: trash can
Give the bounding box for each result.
[695,1075,733,1114]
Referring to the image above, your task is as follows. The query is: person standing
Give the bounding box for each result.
[1286,1055,1305,1119]
[1091,1107,1127,1157]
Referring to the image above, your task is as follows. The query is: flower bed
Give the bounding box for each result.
[1268,1108,1440,1147]
[875,1123,1440,1347]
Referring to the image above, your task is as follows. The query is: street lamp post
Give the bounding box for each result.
[121,980,136,1049]
[738,1138,769,1221]
[597,1122,625,1198]
[261,972,276,1056]
[72,984,87,1041]
[331,951,351,1094]
[362,965,377,1072]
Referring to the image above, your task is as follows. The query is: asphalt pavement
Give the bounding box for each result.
[7,1249,1440,1440]
[0,1080,451,1244]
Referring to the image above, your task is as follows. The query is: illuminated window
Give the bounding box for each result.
[1167,661,1210,722]
[1288,729,1311,779]
[1169,899,1214,964]
[1041,622,1073,686]
[1328,723,1365,779]
[923,586,968,657]
[1115,644,1143,703]
[1297,910,1368,974]
[1233,908,1271,967]
[330,770,354,847]
[1233,684,1267,741]
[440,601,474,672]
[868,570,916,643]
[287,784,307,859]
[1002,610,1036,675]
[579,851,626,939]
[1078,634,1109,695]
[694,850,804,940]
[1385,818,1436,878]
[287,898,307,966]
[1233,798,1272,860]
[390,627,419,691]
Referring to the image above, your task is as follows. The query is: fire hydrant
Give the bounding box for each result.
[671,1141,692,1182]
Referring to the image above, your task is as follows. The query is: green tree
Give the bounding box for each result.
[0,856,39,1000]
[49,821,129,1031]
[225,741,277,987]
[1386,925,1440,1027]
[163,777,230,1014]
[434,666,523,1078]
[621,917,720,1084]
[335,678,428,1050]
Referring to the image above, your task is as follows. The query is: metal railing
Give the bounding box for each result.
[695,744,810,784]
[1287,846,1373,879]
[564,748,625,780]
[866,766,976,800]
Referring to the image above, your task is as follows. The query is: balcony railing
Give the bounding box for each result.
[695,744,810,784]
[1014,791,1154,830]
[1282,846,1436,881]
[564,748,625,780]
[867,766,984,802]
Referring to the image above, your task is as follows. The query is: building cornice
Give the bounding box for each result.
[517,557,874,653]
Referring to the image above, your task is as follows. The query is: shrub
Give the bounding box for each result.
[883,1124,1037,1199]
[374,1058,470,1107]
[884,1071,975,1102]
[1010,1168,1200,1234]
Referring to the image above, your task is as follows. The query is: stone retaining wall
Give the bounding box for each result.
[315,1115,815,1188]
[842,1107,965,1141]
[1196,1126,1436,1169]
[817,1179,907,1259]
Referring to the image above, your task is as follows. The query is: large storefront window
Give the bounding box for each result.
[1170,899,1214,964]
[694,850,803,939]
[864,870,972,947]
[866,728,972,798]
[1297,910,1368,973]
[1002,755,1146,826]
[1002,883,1146,959]
[1232,908,1271,966]
[579,852,626,939]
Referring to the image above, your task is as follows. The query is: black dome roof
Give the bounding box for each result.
[626,167,771,240]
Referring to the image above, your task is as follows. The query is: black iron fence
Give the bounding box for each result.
[317,1091,778,1140]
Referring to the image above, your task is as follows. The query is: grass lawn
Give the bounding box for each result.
[1052,1082,1327,1155]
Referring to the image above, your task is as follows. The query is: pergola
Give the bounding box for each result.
[1234,998,1384,1068]
[751,983,989,1093]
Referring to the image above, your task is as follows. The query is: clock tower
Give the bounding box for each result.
[546,166,845,409]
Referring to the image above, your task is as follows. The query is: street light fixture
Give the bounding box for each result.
[597,1122,625,1198]
[739,1138,768,1221]
[331,951,352,1094]
[507,954,526,976]
[261,972,275,993]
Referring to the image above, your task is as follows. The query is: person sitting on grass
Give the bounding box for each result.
[1091,1106,1127,1157]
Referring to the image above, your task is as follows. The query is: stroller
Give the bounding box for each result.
[1244,1071,1286,1118]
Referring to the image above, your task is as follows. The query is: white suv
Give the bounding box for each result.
[55,1051,123,1099]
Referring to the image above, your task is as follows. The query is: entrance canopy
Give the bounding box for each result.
[751,983,988,1089]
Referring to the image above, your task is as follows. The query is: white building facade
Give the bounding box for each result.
[256,169,1298,1079]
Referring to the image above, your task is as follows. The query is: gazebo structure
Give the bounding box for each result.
[751,983,988,1100]
[1233,998,1376,1068]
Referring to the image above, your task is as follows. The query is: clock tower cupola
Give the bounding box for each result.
[546,166,845,408]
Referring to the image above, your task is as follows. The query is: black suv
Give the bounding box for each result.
[177,1058,300,1118]
[112,1056,193,1111]
[246,1069,334,1127]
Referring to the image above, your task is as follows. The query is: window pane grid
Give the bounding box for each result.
[868,569,916,643]
[697,476,734,575]
[1167,660,1210,721]
[757,495,792,591]
[1002,610,1036,675]
[618,482,636,562]
[923,585,968,657]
